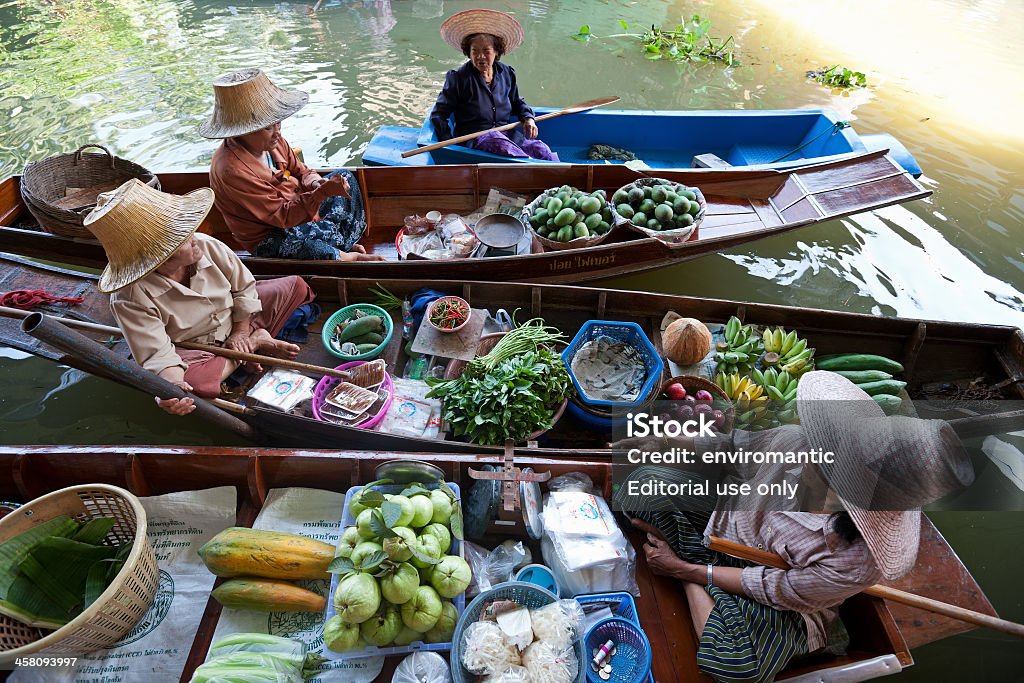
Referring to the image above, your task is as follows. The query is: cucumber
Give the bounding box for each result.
[337,315,382,342]
[833,369,894,383]
[816,354,904,373]
[350,332,384,346]
[355,343,379,354]
[855,379,908,397]
[872,394,902,415]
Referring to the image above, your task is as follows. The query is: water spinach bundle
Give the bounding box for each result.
[426,319,574,445]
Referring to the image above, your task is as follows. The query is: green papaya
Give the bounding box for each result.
[556,226,573,242]
[546,196,563,214]
[574,224,590,238]
[355,343,379,354]
[580,197,601,215]
[584,213,602,230]
[553,207,576,227]
[532,208,549,223]
[350,332,384,346]
[338,315,382,342]
[596,220,610,234]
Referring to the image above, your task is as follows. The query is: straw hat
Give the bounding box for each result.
[198,68,309,139]
[83,179,214,293]
[440,9,524,54]
[797,371,974,579]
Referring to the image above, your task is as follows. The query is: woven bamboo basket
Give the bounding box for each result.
[0,484,158,663]
[20,144,161,238]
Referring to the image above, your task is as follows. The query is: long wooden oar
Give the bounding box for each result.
[401,95,620,159]
[707,536,1024,639]
[0,305,355,382]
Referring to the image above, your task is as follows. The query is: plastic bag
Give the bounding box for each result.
[521,642,579,683]
[392,652,452,683]
[403,214,434,236]
[399,231,444,258]
[207,633,306,669]
[546,472,596,494]
[530,599,585,650]
[460,621,521,675]
[190,652,304,683]
[464,541,527,597]
[483,665,531,683]
[541,491,639,597]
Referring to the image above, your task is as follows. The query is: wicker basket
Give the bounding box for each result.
[661,374,735,434]
[451,582,586,683]
[609,177,705,246]
[0,484,158,663]
[520,186,617,251]
[20,144,161,238]
[444,332,568,442]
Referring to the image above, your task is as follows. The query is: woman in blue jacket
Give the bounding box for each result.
[429,9,558,161]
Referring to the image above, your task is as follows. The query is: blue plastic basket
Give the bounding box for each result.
[584,616,652,683]
[321,303,394,360]
[451,582,586,683]
[575,592,639,627]
[562,321,664,409]
[322,482,464,661]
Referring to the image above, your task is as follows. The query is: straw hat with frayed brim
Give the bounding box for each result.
[797,371,974,580]
[440,9,524,54]
[199,68,309,139]
[83,179,214,293]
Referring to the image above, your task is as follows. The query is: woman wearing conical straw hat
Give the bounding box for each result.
[614,372,975,683]
[202,69,383,262]
[429,9,558,160]
[83,179,316,415]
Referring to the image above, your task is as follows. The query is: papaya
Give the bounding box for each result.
[574,224,591,238]
[556,226,573,242]
[338,315,382,342]
[536,226,550,237]
[564,196,578,210]
[532,208,549,224]
[553,207,576,228]
[601,207,612,222]
[350,332,384,346]
[546,197,563,214]
[198,527,335,580]
[580,196,601,215]
[596,220,610,234]
[355,343,379,354]
[616,203,634,219]
[556,191,569,204]
[584,213,602,231]
[212,577,327,613]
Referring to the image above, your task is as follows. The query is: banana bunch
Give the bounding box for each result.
[715,316,765,376]
[714,372,773,431]
[760,326,815,376]
[751,366,800,425]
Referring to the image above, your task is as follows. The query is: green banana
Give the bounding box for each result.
[780,330,798,356]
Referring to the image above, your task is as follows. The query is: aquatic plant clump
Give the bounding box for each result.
[574,16,736,66]
[807,65,868,89]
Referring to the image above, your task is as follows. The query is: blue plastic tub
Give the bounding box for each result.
[562,321,664,409]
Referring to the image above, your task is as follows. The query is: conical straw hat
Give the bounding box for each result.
[198,68,309,139]
[440,9,524,54]
[83,179,214,293]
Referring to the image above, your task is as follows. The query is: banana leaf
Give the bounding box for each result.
[72,517,117,545]
[0,573,71,629]
[0,515,78,596]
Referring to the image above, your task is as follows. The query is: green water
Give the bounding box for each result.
[1,0,1022,678]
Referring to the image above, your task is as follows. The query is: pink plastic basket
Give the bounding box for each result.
[311,361,394,428]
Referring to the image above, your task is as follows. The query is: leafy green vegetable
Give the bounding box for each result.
[575,15,736,65]
[807,65,867,89]
[427,348,574,445]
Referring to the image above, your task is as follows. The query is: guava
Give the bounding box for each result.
[382,526,417,563]
[409,534,442,569]
[359,603,402,647]
[384,494,415,527]
[430,555,472,598]
[356,508,377,540]
[379,561,420,605]
[392,625,422,646]
[324,615,361,652]
[400,585,443,633]
[333,572,381,624]
[350,540,383,568]
[418,564,435,585]
[421,523,452,554]
[336,526,361,559]
[424,600,458,643]
[409,494,434,528]
[429,488,454,525]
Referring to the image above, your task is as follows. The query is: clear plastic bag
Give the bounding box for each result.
[392,651,452,683]
[460,621,521,675]
[530,599,585,650]
[483,665,531,683]
[464,541,527,597]
[546,472,596,494]
[521,642,579,683]
[207,633,306,669]
[438,213,478,257]
[399,231,444,258]
[403,213,434,236]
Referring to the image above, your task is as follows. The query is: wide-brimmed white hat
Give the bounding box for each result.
[440,9,524,54]
[797,371,974,580]
[198,68,308,139]
[83,179,214,293]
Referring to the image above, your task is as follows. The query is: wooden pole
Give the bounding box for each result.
[707,536,1024,639]
[402,96,620,158]
[0,305,353,381]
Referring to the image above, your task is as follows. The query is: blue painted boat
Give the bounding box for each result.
[362,107,922,177]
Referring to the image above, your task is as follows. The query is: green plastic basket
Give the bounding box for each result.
[321,303,393,361]
[450,581,586,682]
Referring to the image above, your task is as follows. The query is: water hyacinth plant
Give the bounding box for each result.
[806,65,868,89]
[574,16,736,66]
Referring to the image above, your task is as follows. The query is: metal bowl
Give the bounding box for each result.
[374,459,446,484]
[474,213,526,249]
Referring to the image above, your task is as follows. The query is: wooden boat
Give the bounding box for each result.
[0,445,997,681]
[2,253,1023,458]
[0,151,928,284]
[363,107,923,176]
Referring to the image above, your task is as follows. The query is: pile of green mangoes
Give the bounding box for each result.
[527,185,613,243]
[611,180,703,232]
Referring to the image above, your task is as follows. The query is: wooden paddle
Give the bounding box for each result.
[401,95,620,159]
[707,536,1024,639]
[0,305,356,382]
